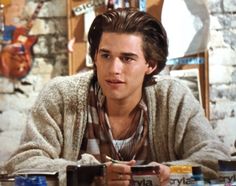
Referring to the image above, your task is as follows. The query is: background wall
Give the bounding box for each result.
[0,0,236,165]
[208,0,236,153]
[0,0,68,165]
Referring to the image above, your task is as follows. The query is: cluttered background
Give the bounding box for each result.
[0,0,236,166]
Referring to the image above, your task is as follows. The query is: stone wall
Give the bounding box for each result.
[0,0,68,165]
[208,0,236,153]
[0,0,236,166]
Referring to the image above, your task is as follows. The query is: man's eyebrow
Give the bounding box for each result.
[98,48,138,58]
[99,48,109,53]
[121,52,138,58]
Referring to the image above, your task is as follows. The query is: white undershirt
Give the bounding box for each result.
[104,112,144,160]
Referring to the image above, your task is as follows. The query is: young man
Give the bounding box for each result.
[4,8,230,186]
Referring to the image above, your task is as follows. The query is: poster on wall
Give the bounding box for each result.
[0,0,43,79]
[162,0,209,60]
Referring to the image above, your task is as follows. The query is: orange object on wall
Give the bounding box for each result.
[0,0,44,79]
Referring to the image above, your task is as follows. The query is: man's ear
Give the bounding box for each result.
[146,64,157,75]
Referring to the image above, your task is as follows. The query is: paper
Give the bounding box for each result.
[162,0,210,59]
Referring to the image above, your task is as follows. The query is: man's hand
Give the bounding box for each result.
[148,162,170,186]
[105,160,136,186]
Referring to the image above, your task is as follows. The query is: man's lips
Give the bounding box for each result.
[106,79,124,84]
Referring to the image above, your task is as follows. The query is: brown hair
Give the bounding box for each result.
[88,8,168,82]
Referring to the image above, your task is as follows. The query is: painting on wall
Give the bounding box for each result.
[0,0,43,79]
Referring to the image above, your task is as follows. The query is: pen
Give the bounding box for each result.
[105,155,123,163]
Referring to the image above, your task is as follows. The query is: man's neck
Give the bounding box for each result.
[105,97,141,117]
[105,97,142,139]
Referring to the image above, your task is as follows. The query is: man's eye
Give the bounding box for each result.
[101,53,110,59]
[121,56,133,63]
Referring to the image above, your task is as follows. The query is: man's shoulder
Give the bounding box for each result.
[47,70,94,87]
[145,75,200,110]
[148,75,188,90]
[37,70,94,100]
[145,75,194,100]
[35,71,95,107]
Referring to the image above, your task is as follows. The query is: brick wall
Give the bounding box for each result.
[0,0,236,165]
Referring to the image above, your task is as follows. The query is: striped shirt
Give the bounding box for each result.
[79,80,151,164]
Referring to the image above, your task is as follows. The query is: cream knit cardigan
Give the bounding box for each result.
[4,71,230,185]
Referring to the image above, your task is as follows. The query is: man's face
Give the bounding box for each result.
[95,32,155,103]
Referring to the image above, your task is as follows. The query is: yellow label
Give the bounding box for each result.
[170,165,192,174]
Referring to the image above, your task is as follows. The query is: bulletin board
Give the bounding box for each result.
[66,0,163,74]
[66,0,209,118]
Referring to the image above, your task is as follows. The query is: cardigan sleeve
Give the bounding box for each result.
[166,108,231,180]
[3,74,97,186]
[147,77,231,180]
[166,79,231,179]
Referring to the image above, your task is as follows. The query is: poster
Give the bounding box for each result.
[162,0,210,60]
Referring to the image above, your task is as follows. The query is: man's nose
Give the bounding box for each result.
[109,57,122,74]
